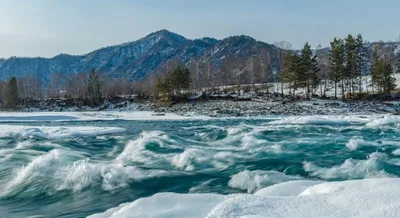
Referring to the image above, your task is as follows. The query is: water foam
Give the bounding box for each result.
[366,115,400,127]
[115,131,176,167]
[346,137,381,151]
[303,152,390,180]
[393,149,400,156]
[1,148,171,197]
[0,125,125,139]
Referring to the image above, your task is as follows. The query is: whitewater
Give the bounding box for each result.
[0,112,400,217]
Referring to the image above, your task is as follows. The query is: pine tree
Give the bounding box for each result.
[6,76,19,108]
[397,53,400,74]
[298,42,320,98]
[281,52,300,96]
[372,58,396,94]
[344,34,357,99]
[329,38,345,99]
[154,66,192,103]
[355,34,365,96]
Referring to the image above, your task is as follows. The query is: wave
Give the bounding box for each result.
[88,178,400,218]
[116,130,267,172]
[115,131,180,168]
[346,137,400,151]
[0,149,171,197]
[393,149,400,156]
[303,152,391,180]
[346,137,381,151]
[365,115,400,127]
[0,125,125,139]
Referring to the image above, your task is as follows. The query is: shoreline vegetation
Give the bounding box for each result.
[1,33,400,116]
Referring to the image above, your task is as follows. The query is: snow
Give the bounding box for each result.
[228,170,301,193]
[87,193,227,218]
[0,111,209,122]
[88,178,400,218]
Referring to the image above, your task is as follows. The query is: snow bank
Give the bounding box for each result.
[88,193,227,218]
[88,178,400,218]
[228,170,301,193]
[0,125,125,139]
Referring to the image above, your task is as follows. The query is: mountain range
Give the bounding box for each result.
[0,30,398,84]
[0,30,283,84]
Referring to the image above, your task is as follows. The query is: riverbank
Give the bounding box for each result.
[7,96,400,117]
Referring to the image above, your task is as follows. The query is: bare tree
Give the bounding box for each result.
[64,72,87,103]
[0,81,6,106]
[189,58,202,91]
[222,56,248,95]
[47,73,64,99]
[275,41,292,95]
[257,48,272,93]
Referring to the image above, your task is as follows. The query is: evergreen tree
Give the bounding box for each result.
[355,34,365,95]
[6,76,19,108]
[371,58,396,94]
[154,66,192,103]
[344,34,357,99]
[329,38,345,99]
[87,68,102,106]
[397,53,400,74]
[281,52,300,96]
[155,75,170,103]
[298,42,320,98]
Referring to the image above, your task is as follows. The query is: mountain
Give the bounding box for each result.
[0,30,283,84]
[2,30,397,84]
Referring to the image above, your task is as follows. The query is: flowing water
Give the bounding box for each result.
[0,115,400,217]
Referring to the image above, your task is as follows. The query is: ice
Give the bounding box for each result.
[87,193,227,218]
[268,115,373,126]
[255,180,323,197]
[228,170,301,193]
[0,111,209,122]
[90,178,400,218]
[0,125,125,139]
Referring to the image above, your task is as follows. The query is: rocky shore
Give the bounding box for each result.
[16,96,400,117]
[157,99,398,117]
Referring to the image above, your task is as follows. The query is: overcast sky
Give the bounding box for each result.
[0,0,399,58]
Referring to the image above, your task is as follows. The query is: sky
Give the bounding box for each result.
[0,0,399,58]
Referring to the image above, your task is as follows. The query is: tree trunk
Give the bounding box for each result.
[341,79,345,100]
[334,80,337,99]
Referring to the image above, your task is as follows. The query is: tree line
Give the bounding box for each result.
[0,68,146,108]
[146,34,399,102]
[1,33,399,109]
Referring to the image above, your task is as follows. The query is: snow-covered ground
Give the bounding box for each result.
[266,73,400,97]
[88,178,400,218]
